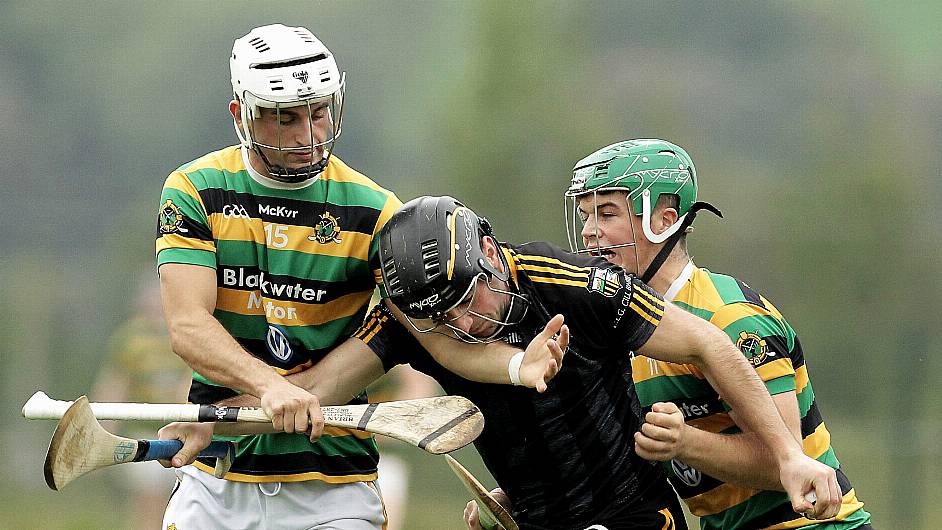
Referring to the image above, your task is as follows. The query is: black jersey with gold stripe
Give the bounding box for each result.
[156,145,401,483]
[631,264,871,529]
[358,242,684,530]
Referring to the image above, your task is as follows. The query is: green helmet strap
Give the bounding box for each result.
[640,201,722,283]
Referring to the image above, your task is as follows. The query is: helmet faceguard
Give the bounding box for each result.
[565,139,719,282]
[230,24,345,183]
[379,196,529,343]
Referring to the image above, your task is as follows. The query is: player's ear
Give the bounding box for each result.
[229,99,242,125]
[481,236,502,268]
[657,207,679,235]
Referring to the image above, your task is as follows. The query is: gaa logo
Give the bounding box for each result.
[266,325,293,362]
[292,70,309,84]
[222,204,251,219]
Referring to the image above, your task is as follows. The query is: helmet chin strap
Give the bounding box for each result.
[253,146,327,183]
[640,201,723,284]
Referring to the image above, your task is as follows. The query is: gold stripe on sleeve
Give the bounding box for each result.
[515,254,589,275]
[516,263,588,279]
[632,290,665,318]
[157,234,216,253]
[755,358,795,382]
[630,302,661,326]
[794,365,809,394]
[802,422,832,459]
[529,276,588,288]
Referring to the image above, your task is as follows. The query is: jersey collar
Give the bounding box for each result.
[663,260,696,302]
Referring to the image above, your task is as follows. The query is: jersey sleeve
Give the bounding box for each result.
[156,170,216,268]
[510,243,665,356]
[709,301,797,396]
[353,302,415,372]
[606,274,665,352]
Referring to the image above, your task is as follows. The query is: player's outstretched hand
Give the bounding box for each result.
[634,401,688,461]
[260,382,325,442]
[521,314,569,392]
[157,421,215,468]
[463,488,511,530]
[779,452,841,520]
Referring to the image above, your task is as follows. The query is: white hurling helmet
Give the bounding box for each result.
[230,24,345,183]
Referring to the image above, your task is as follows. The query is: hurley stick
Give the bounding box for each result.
[445,455,518,530]
[44,396,235,491]
[24,391,483,455]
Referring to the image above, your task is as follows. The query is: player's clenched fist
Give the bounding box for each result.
[260,382,325,442]
[634,401,688,461]
[158,421,215,468]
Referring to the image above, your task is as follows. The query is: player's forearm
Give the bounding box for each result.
[286,337,386,405]
[693,331,803,464]
[205,339,384,409]
[166,310,285,398]
[676,427,784,490]
[417,332,519,383]
[385,300,520,384]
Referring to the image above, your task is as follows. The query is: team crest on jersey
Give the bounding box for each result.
[586,267,622,297]
[671,459,702,487]
[266,325,293,362]
[158,199,187,234]
[308,212,342,244]
[737,331,770,366]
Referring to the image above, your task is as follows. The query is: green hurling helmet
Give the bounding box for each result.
[567,139,697,244]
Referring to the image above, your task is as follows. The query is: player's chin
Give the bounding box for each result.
[606,255,623,267]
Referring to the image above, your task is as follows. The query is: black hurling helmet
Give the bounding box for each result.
[379,196,524,342]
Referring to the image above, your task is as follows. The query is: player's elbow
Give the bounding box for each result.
[686,322,734,366]
[164,310,207,358]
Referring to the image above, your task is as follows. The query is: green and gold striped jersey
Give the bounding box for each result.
[632,262,871,529]
[156,146,401,483]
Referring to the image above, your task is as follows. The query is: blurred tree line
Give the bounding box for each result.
[1,1,939,527]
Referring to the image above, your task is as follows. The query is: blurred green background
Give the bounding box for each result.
[2,1,939,528]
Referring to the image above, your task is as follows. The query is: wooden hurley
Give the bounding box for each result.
[445,454,519,530]
[24,391,483,455]
[43,396,235,490]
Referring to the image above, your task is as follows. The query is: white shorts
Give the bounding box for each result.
[163,465,387,530]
